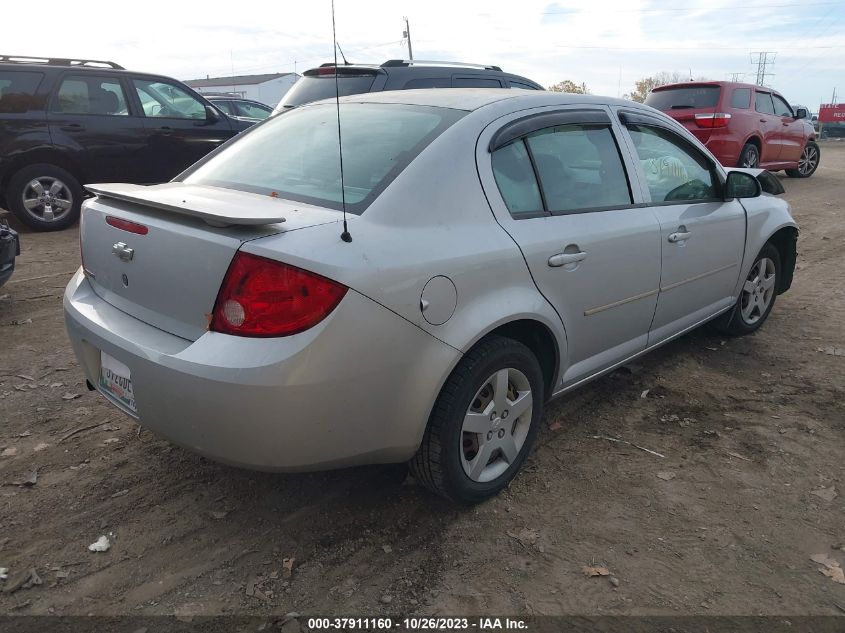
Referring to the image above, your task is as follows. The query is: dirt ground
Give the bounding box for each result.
[0,144,843,620]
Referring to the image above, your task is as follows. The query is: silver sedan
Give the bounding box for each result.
[64,90,798,504]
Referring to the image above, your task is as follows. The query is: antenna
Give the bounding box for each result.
[336,42,349,65]
[331,0,352,243]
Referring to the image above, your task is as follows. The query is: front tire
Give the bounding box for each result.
[785,141,820,178]
[7,164,83,231]
[738,143,760,168]
[410,336,544,504]
[715,243,781,336]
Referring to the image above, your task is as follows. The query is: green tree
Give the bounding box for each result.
[548,79,589,94]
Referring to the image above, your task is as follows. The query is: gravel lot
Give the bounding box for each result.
[1,144,843,618]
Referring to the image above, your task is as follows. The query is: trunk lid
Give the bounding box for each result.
[80,183,340,340]
[645,83,722,143]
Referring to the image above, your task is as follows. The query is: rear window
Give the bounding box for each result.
[731,88,751,109]
[277,74,378,110]
[645,86,720,110]
[0,71,44,113]
[184,103,465,214]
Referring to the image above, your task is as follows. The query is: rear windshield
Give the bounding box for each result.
[645,86,720,110]
[0,71,44,113]
[184,103,465,214]
[276,74,378,111]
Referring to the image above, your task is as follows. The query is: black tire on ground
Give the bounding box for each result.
[6,163,83,231]
[737,142,760,168]
[714,243,781,337]
[785,141,820,178]
[410,336,545,505]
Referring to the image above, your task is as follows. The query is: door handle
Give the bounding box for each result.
[548,251,587,267]
[159,126,173,135]
[759,118,767,123]
[60,123,84,131]
[668,231,692,243]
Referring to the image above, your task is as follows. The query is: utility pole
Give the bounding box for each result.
[750,51,776,86]
[403,17,413,60]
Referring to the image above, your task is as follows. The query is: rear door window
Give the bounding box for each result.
[0,71,44,113]
[234,100,272,119]
[213,100,234,115]
[755,92,776,115]
[452,77,503,88]
[402,77,451,89]
[644,86,720,110]
[53,75,129,115]
[731,88,751,109]
[526,125,632,213]
[491,122,633,217]
[491,140,544,216]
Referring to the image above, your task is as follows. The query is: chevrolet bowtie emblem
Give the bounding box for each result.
[112,242,134,262]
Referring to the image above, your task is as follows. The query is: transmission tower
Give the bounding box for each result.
[727,72,745,82]
[750,52,776,86]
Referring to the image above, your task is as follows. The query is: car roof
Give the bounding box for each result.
[655,80,784,94]
[324,88,637,112]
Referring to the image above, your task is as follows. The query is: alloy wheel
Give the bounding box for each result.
[798,145,819,176]
[740,257,776,325]
[460,367,533,483]
[21,177,74,223]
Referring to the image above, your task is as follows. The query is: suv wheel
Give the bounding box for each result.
[410,336,544,504]
[7,164,83,231]
[785,141,820,178]
[738,143,760,168]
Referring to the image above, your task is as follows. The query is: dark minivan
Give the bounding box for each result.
[0,55,253,231]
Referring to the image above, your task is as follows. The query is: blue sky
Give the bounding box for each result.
[4,0,843,109]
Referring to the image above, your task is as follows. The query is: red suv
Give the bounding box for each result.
[645,81,819,178]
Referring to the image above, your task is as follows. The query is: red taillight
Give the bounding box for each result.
[317,67,337,76]
[694,113,732,128]
[106,215,149,235]
[210,252,348,337]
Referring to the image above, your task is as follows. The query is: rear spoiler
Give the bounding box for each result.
[85,183,286,227]
[725,168,785,196]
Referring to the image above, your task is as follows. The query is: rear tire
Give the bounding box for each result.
[738,143,760,168]
[410,336,544,505]
[7,163,83,231]
[715,243,781,336]
[785,141,820,178]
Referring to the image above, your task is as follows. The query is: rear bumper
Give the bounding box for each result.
[0,222,19,287]
[63,269,460,471]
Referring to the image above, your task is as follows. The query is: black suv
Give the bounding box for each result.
[0,55,253,231]
[274,59,543,112]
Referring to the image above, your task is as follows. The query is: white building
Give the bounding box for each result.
[185,72,299,107]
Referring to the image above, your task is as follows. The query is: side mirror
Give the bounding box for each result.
[205,104,221,123]
[725,171,761,199]
[795,107,808,119]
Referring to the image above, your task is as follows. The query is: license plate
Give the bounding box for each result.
[99,351,136,413]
